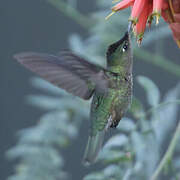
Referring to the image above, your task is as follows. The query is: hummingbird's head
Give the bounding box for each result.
[106,32,132,72]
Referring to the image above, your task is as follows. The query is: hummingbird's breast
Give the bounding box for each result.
[90,73,133,135]
[109,72,133,128]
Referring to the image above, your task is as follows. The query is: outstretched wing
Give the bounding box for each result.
[14,51,108,99]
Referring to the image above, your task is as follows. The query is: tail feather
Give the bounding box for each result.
[83,130,105,165]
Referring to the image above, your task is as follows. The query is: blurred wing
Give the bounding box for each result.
[14,51,108,99]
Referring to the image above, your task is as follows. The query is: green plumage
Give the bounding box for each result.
[84,32,133,164]
[14,32,133,166]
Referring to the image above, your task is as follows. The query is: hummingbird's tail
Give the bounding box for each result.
[83,130,105,165]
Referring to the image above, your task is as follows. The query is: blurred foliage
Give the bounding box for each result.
[84,78,180,180]
[7,0,180,180]
[7,78,89,180]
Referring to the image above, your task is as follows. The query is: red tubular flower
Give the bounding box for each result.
[134,2,153,44]
[109,0,180,48]
[152,0,163,24]
[171,0,180,13]
[129,0,147,24]
[170,23,180,40]
[112,0,134,11]
[162,0,180,47]
[174,14,180,22]
[153,0,163,12]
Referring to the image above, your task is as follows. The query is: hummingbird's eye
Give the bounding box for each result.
[122,42,128,52]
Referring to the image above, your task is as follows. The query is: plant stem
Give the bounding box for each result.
[135,48,180,77]
[47,0,95,29]
[150,120,180,180]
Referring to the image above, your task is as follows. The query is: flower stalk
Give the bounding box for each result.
[150,120,180,180]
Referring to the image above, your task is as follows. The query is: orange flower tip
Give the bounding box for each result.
[151,11,161,25]
[155,15,160,24]
[148,15,154,27]
[105,11,116,20]
[128,17,138,25]
[112,6,119,12]
[136,32,144,38]
[136,33,144,46]
[137,38,142,46]
[132,25,136,35]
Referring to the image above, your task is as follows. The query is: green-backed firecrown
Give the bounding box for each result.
[14,32,133,165]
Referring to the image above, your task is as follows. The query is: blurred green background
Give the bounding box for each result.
[1,0,180,180]
[1,0,90,179]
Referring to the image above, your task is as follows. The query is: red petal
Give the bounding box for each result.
[130,0,147,24]
[162,1,169,10]
[172,0,180,13]
[153,0,163,13]
[134,2,151,42]
[147,3,154,27]
[170,23,180,40]
[112,0,134,11]
[174,13,180,23]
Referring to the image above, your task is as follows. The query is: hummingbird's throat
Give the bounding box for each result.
[108,65,128,74]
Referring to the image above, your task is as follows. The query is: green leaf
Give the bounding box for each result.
[137,75,160,107]
[117,118,136,132]
[7,145,64,167]
[103,134,128,149]
[130,131,145,162]
[129,97,145,119]
[151,82,180,146]
[100,149,132,164]
[26,95,89,117]
[103,165,120,177]
[30,77,66,96]
[83,173,105,180]
[69,34,85,56]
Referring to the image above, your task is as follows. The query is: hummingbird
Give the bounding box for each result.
[14,31,133,165]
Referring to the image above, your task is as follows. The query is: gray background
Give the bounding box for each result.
[0,0,180,179]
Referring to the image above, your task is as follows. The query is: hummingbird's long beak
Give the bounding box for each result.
[128,21,132,34]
